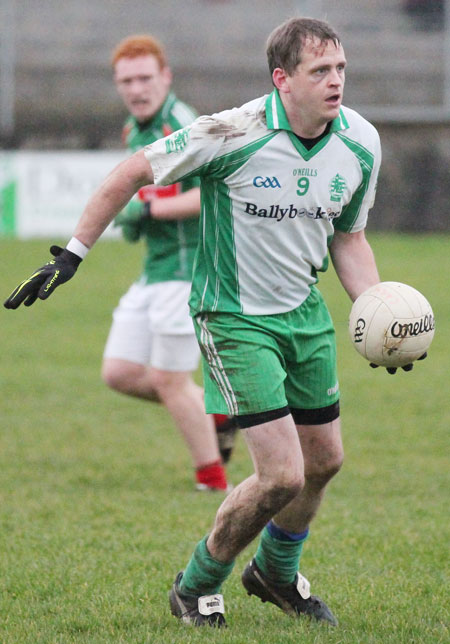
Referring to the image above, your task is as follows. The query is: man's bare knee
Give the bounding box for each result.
[262,470,305,509]
[102,361,127,391]
[150,368,192,400]
[306,448,344,487]
[101,358,159,400]
[299,420,344,487]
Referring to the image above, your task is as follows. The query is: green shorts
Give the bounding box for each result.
[193,286,339,417]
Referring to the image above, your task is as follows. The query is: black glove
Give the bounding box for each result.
[369,352,428,375]
[3,245,82,309]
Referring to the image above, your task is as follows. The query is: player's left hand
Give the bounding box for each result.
[3,245,82,309]
[369,352,428,374]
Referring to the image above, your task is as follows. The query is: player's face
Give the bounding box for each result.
[279,38,346,136]
[114,55,172,122]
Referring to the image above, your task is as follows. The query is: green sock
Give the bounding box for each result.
[254,523,309,584]
[179,536,235,596]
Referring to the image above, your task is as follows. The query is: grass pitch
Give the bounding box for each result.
[0,234,448,643]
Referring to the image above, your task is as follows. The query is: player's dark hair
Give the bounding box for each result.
[266,17,341,78]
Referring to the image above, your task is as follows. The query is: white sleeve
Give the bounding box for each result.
[144,115,228,186]
[363,130,381,215]
[336,127,382,233]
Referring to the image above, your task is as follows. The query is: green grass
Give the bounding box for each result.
[0,234,449,644]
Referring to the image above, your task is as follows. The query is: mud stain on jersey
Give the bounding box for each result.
[191,115,248,142]
[206,122,247,141]
[257,106,267,125]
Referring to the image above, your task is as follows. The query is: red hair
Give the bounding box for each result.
[111,35,167,69]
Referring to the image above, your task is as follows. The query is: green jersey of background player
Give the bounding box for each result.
[101,35,234,492]
[116,91,199,283]
[4,17,424,630]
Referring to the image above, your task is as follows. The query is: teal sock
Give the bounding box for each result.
[179,536,235,596]
[254,522,309,584]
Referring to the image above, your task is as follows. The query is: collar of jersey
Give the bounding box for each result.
[265,89,349,134]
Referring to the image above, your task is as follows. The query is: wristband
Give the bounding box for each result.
[66,237,90,260]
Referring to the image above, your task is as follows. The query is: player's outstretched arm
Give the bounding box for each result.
[3,150,154,309]
[72,149,154,248]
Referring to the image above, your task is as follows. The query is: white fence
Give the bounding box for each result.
[0,151,125,238]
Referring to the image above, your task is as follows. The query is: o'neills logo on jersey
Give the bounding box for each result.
[391,314,435,338]
[244,202,341,222]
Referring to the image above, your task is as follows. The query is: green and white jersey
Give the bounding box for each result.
[145,89,381,314]
[123,91,200,284]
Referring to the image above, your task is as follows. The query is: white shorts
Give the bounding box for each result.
[103,280,200,372]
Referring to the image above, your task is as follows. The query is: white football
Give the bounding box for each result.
[349,282,435,368]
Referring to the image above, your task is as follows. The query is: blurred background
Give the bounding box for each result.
[0,0,449,235]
